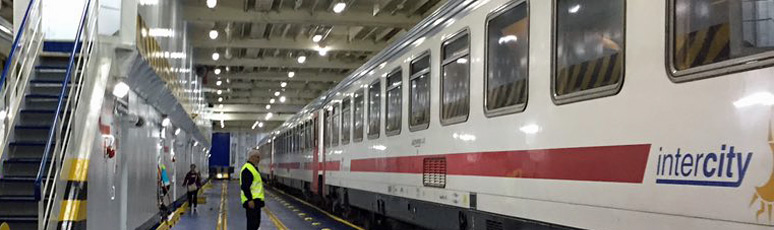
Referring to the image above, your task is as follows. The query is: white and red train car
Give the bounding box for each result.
[257,0,774,229]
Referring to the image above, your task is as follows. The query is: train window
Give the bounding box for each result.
[669,0,774,80]
[300,124,305,152]
[341,98,351,145]
[385,69,403,136]
[353,89,365,142]
[332,103,340,147]
[441,30,470,125]
[553,0,624,104]
[410,53,431,131]
[485,1,529,116]
[367,80,381,139]
[325,109,331,148]
[306,120,312,149]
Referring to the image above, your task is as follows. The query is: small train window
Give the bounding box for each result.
[485,1,529,116]
[669,0,774,81]
[386,68,403,136]
[441,30,471,125]
[368,80,381,139]
[553,0,625,104]
[342,98,351,145]
[306,120,313,149]
[353,89,365,142]
[324,109,332,148]
[410,53,431,132]
[332,103,340,147]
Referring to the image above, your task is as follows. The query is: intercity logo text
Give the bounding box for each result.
[655,145,753,187]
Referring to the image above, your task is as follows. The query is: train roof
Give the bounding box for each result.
[259,0,479,144]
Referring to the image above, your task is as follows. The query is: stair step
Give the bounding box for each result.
[34,65,67,70]
[18,109,61,126]
[0,177,35,197]
[38,57,71,69]
[0,197,38,217]
[2,158,50,178]
[0,216,37,230]
[29,84,70,96]
[24,97,60,110]
[14,127,50,142]
[8,142,49,159]
[0,178,35,197]
[25,94,64,99]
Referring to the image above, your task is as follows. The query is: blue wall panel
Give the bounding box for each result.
[210,133,230,167]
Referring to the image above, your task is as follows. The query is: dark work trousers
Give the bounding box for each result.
[245,205,261,230]
[187,191,198,208]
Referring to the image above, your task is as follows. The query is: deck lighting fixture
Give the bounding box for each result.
[209,29,219,39]
[280,82,287,88]
[288,71,295,78]
[112,82,130,98]
[212,52,220,61]
[333,2,346,13]
[297,55,307,64]
[279,96,286,103]
[312,35,323,42]
[206,0,217,8]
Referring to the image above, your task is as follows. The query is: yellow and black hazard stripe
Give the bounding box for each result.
[556,52,623,96]
[487,79,527,110]
[57,158,89,230]
[674,23,730,71]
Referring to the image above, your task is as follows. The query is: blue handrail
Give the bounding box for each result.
[0,0,38,93]
[34,0,93,201]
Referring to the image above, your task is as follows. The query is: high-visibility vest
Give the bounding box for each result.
[240,163,265,204]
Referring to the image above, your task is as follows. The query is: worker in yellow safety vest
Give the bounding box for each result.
[240,150,265,230]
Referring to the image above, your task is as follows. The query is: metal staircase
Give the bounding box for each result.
[0,0,97,229]
[0,51,75,230]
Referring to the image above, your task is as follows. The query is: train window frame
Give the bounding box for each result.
[550,0,626,105]
[331,102,340,147]
[483,0,530,117]
[440,28,471,126]
[341,97,352,145]
[666,0,774,82]
[385,67,403,136]
[324,109,332,148]
[353,89,365,143]
[367,79,382,140]
[409,51,431,132]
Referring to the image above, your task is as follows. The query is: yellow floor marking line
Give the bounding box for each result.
[264,206,290,230]
[216,182,228,230]
[269,190,365,230]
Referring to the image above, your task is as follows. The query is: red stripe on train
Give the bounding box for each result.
[350,144,651,183]
[276,161,341,171]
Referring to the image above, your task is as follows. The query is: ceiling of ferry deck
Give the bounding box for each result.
[183,0,445,132]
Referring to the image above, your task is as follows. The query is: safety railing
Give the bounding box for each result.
[36,0,99,228]
[0,0,44,162]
